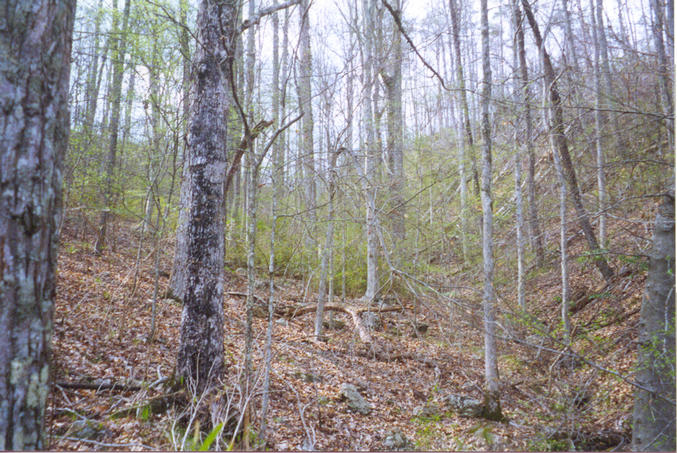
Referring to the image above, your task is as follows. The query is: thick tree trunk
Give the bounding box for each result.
[521,0,614,282]
[176,0,236,390]
[0,0,75,448]
[632,188,676,452]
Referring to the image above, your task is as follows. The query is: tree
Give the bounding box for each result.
[298,0,316,250]
[449,0,480,197]
[167,0,193,303]
[631,188,676,452]
[175,0,237,389]
[521,0,614,283]
[479,0,501,420]
[380,0,405,248]
[94,0,133,254]
[511,0,526,311]
[0,0,75,448]
[362,0,380,302]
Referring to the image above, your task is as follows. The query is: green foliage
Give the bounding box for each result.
[198,423,223,451]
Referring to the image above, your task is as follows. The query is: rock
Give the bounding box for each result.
[275,318,288,327]
[361,312,382,331]
[413,404,440,419]
[383,430,413,451]
[339,383,372,415]
[443,393,483,417]
[70,419,108,440]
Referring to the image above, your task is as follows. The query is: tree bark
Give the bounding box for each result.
[0,0,75,448]
[176,0,236,390]
[632,188,676,452]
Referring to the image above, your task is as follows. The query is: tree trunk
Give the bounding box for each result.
[298,0,316,248]
[168,0,193,302]
[649,0,674,153]
[314,149,339,339]
[511,0,526,310]
[514,0,544,264]
[0,0,75,448]
[521,0,614,282]
[363,0,379,302]
[176,0,236,390]
[381,0,405,248]
[260,3,281,439]
[591,0,607,246]
[480,0,501,416]
[95,0,133,254]
[561,0,579,72]
[449,0,480,197]
[631,188,676,452]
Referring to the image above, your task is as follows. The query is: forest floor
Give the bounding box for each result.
[46,210,652,451]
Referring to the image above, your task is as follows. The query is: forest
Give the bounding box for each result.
[0,0,674,450]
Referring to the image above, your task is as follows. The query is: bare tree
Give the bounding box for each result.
[511,0,526,310]
[380,0,405,248]
[0,0,75,448]
[513,0,544,264]
[480,0,501,419]
[521,0,614,282]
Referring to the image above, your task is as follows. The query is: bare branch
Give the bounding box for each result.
[239,0,302,33]
[378,0,451,91]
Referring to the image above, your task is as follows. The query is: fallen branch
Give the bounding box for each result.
[284,304,408,344]
[111,391,186,419]
[56,381,142,392]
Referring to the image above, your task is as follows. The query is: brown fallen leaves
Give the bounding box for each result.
[48,214,644,451]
